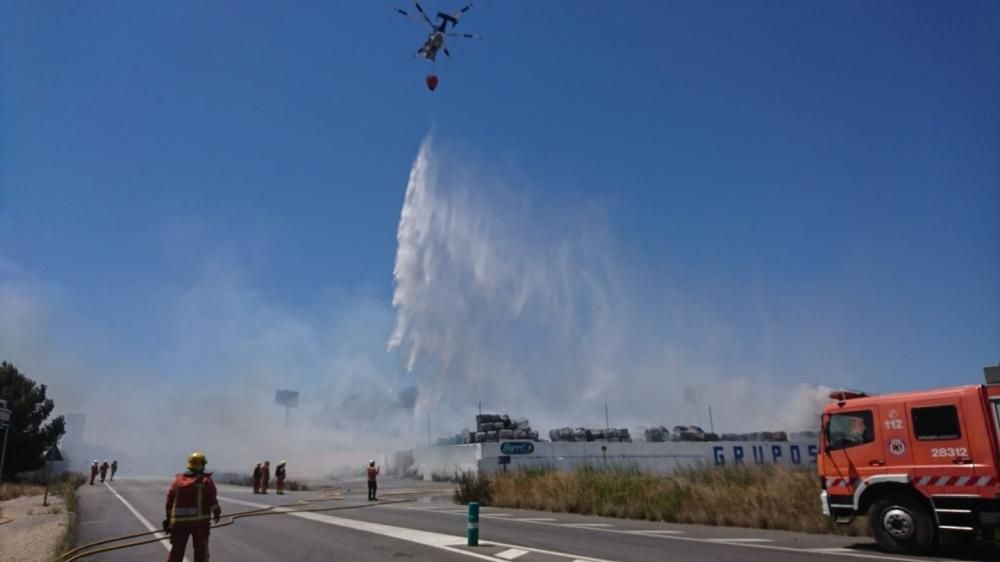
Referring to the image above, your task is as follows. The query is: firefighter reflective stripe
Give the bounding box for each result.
[173,513,212,523]
[955,476,971,486]
[978,476,996,486]
[170,478,211,524]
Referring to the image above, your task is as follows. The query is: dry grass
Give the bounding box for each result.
[459,465,869,536]
[0,483,45,502]
[52,473,86,556]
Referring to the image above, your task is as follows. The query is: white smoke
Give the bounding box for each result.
[388,136,831,433]
[0,133,843,479]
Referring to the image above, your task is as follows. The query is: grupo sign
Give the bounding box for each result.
[500,441,535,455]
[712,443,818,466]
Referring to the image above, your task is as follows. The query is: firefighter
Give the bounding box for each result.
[99,460,110,483]
[260,461,270,494]
[110,460,118,481]
[164,451,221,562]
[275,460,287,495]
[252,462,262,494]
[366,460,379,501]
[90,461,99,485]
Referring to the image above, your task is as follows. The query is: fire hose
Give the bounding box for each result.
[56,493,417,562]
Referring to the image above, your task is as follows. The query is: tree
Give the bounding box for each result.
[0,362,65,481]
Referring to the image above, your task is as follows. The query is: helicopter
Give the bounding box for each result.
[394,2,481,63]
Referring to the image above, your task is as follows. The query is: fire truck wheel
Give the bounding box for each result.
[868,494,936,554]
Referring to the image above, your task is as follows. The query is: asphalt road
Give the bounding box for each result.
[71,477,1000,562]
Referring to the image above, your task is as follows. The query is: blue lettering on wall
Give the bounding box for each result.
[713,446,725,466]
[808,445,818,464]
[790,445,801,465]
[752,446,764,464]
[771,445,783,463]
[733,446,745,465]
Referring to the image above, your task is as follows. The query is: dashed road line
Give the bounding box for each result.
[565,523,614,528]
[496,547,529,559]
[705,538,773,543]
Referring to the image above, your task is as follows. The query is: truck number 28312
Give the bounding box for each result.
[931,447,968,458]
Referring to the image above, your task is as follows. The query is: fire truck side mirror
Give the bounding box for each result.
[820,414,830,455]
[985,364,1000,385]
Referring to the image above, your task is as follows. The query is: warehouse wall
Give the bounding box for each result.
[477,440,819,476]
[407,440,819,479]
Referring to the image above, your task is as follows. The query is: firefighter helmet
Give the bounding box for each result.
[187,451,207,471]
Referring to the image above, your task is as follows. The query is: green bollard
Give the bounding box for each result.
[467,501,480,546]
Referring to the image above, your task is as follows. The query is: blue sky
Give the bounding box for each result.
[1,0,998,415]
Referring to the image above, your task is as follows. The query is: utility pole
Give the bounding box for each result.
[0,422,9,485]
[708,405,715,434]
[604,403,610,436]
[478,401,482,416]
[427,413,432,446]
[0,400,11,485]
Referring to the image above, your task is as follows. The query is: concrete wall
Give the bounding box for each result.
[406,440,819,479]
[477,440,819,476]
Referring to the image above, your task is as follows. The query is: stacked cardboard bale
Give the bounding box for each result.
[718,431,790,442]
[471,414,540,443]
[548,426,633,443]
[642,426,671,442]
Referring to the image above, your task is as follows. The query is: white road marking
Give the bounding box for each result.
[484,513,513,517]
[496,548,529,559]
[516,517,557,522]
[566,523,614,528]
[705,538,774,543]
[104,482,190,562]
[622,529,684,535]
[383,504,928,561]
[218,496,614,562]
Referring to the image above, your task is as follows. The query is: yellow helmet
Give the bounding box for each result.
[187,451,207,471]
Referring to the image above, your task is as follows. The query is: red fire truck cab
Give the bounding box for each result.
[819,365,1000,554]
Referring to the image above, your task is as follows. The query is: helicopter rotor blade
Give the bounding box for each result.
[450,4,473,23]
[411,1,436,28]
[445,32,480,39]
[394,7,426,24]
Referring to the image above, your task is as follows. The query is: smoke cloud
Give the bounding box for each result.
[1,133,838,477]
[388,136,831,434]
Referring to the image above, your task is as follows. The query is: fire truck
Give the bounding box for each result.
[819,364,1000,554]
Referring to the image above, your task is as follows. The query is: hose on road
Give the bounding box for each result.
[56,494,416,562]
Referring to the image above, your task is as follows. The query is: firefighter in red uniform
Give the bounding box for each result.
[164,452,221,562]
[90,461,99,485]
[99,460,110,483]
[260,460,270,494]
[367,460,379,501]
[252,462,262,494]
[275,460,287,495]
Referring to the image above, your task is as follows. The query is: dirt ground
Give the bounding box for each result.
[0,492,68,562]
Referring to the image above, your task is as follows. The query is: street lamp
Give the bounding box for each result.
[274,390,299,429]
